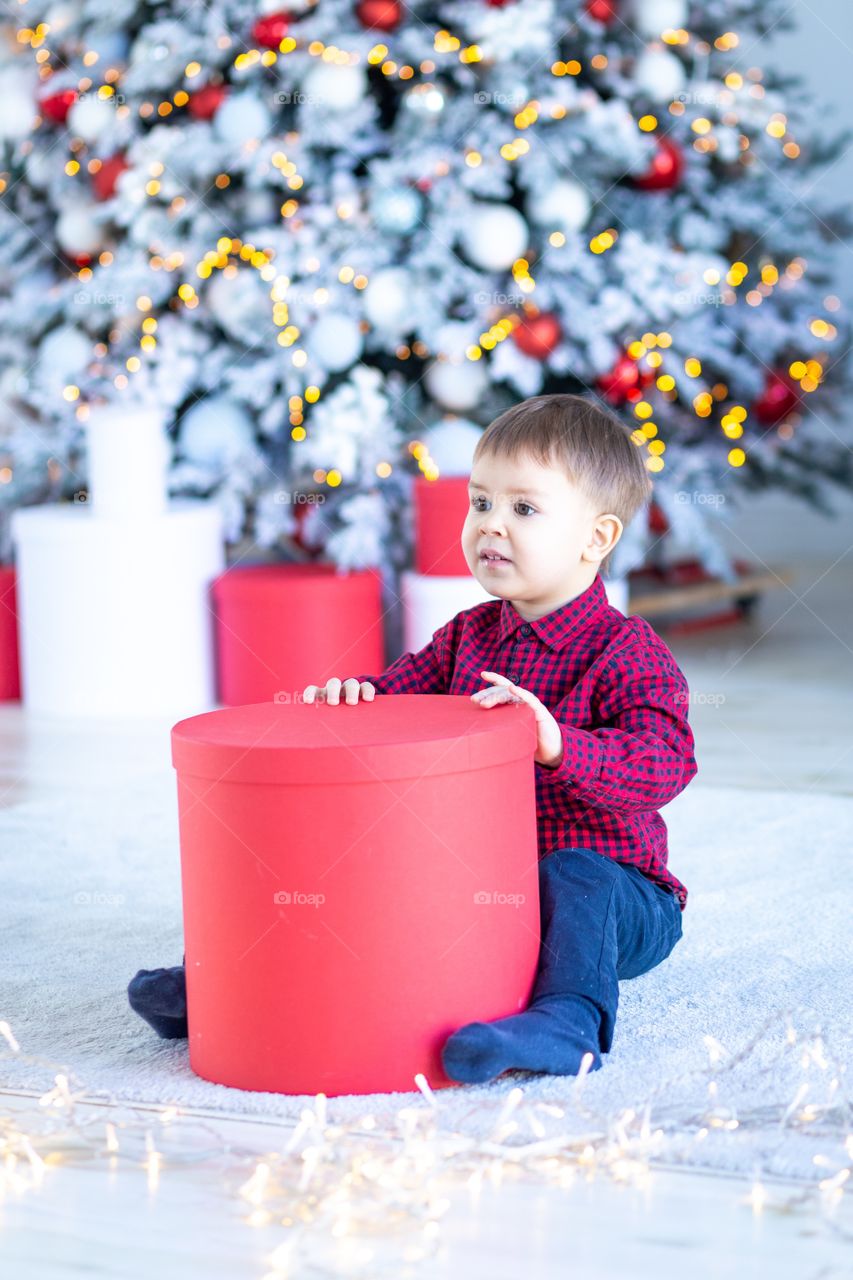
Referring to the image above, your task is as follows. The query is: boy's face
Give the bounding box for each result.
[460,450,621,620]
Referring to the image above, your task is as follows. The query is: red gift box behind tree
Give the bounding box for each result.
[171,696,541,1096]
[413,476,471,577]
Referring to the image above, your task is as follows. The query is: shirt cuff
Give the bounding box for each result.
[538,722,597,790]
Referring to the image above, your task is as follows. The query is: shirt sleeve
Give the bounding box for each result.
[539,637,699,813]
[347,614,458,694]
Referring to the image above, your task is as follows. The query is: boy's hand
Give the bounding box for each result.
[472,671,563,769]
[302,678,376,706]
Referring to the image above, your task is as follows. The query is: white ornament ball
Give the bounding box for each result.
[214,91,272,144]
[425,359,489,413]
[67,93,116,143]
[633,46,687,102]
[38,324,92,387]
[180,397,255,469]
[56,203,103,256]
[0,69,38,140]
[631,0,688,38]
[26,147,56,189]
[422,417,482,475]
[461,203,529,271]
[371,187,421,235]
[304,312,363,373]
[206,269,269,339]
[435,320,478,361]
[302,62,366,112]
[529,179,592,233]
[363,268,410,330]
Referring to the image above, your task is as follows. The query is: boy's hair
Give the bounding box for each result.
[472,392,653,576]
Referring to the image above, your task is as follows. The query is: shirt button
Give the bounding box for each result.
[521,624,532,636]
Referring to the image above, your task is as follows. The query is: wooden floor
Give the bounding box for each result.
[1,549,851,1277]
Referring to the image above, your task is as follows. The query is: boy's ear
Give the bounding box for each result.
[583,513,623,566]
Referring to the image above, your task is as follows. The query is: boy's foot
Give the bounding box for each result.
[127,964,188,1039]
[441,993,603,1084]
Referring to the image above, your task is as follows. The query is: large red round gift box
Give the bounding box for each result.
[171,694,541,1096]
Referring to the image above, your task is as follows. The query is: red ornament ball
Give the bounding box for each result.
[39,88,77,124]
[752,369,800,426]
[92,152,129,202]
[187,83,228,120]
[633,135,684,192]
[355,0,402,30]
[251,11,291,48]
[584,0,618,22]
[512,312,562,360]
[596,353,655,405]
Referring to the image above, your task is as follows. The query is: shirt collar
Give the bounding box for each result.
[498,574,610,651]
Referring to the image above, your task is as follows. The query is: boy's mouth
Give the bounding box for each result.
[479,548,512,565]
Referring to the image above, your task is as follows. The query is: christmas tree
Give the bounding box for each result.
[0,0,850,580]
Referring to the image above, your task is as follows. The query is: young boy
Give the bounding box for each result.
[129,392,698,1085]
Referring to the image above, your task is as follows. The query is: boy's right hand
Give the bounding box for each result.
[302,678,377,706]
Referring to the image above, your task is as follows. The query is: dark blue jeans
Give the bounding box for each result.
[532,846,684,1055]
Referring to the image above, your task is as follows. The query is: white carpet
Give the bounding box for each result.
[1,771,850,1185]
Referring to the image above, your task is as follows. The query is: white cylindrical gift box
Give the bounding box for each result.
[86,404,169,521]
[11,500,225,718]
[603,575,629,616]
[400,571,493,654]
[399,571,630,655]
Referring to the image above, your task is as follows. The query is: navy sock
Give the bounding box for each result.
[441,993,603,1084]
[127,962,188,1039]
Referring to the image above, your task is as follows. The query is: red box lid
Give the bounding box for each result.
[171,695,536,785]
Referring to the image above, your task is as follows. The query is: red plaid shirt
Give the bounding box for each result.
[353,573,698,911]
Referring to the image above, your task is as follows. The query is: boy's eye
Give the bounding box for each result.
[470,496,535,516]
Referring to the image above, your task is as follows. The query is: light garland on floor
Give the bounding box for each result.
[1,1003,850,1277]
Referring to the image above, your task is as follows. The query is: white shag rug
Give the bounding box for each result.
[1,770,850,1186]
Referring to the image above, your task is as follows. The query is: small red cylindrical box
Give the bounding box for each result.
[413,476,471,577]
[0,567,20,701]
[171,695,541,1096]
[210,563,385,706]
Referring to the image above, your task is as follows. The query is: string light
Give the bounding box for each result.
[0,1006,849,1273]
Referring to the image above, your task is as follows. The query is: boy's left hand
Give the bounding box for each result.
[472,671,563,769]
